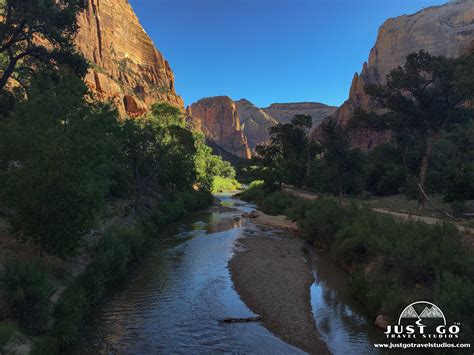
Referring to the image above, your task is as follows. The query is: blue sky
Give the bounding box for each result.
[129,0,447,108]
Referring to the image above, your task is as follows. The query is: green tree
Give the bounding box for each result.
[194,131,236,191]
[0,70,120,257]
[354,51,474,207]
[256,115,315,188]
[0,0,87,91]
[317,119,365,201]
[119,102,198,206]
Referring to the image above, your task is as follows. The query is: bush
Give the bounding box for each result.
[260,192,298,216]
[211,176,241,193]
[435,272,474,342]
[251,191,474,331]
[237,180,265,202]
[1,259,53,334]
[49,192,213,350]
[0,322,18,349]
[52,227,147,349]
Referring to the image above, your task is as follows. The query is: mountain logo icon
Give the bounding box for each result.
[398,301,446,325]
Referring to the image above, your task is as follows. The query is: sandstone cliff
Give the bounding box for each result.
[234,99,278,150]
[75,0,184,117]
[187,97,252,159]
[263,102,337,126]
[332,1,474,149]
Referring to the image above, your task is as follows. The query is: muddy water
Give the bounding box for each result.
[76,195,384,354]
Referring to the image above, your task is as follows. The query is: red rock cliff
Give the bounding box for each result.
[75,0,184,117]
[187,97,252,159]
[332,1,474,149]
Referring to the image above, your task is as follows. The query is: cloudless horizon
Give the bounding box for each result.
[129,0,447,108]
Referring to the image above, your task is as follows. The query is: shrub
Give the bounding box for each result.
[0,322,17,349]
[211,176,241,193]
[252,191,474,327]
[260,192,298,216]
[435,272,474,342]
[237,180,265,202]
[1,259,53,334]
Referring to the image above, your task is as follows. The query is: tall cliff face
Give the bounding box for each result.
[263,102,337,126]
[187,97,252,159]
[333,1,474,149]
[234,99,278,150]
[75,0,184,117]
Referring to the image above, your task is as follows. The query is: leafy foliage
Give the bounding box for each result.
[353,50,474,206]
[0,71,119,257]
[255,115,316,188]
[1,259,53,333]
[0,0,87,93]
[250,191,474,340]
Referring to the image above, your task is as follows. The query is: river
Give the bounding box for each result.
[76,194,384,354]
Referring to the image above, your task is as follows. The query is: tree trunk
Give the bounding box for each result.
[338,175,343,204]
[417,134,437,209]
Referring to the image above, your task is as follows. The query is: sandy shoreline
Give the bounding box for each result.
[229,215,329,354]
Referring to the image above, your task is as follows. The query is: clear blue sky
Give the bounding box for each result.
[129,0,447,108]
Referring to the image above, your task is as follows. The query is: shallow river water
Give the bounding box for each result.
[76,195,384,354]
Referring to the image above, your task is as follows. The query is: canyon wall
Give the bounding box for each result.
[187,97,252,159]
[75,0,184,117]
[331,1,474,149]
[234,99,278,150]
[263,102,337,126]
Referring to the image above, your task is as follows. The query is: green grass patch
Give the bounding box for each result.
[211,176,241,193]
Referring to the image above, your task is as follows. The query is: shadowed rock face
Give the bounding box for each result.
[263,102,337,127]
[330,1,474,150]
[234,99,278,150]
[187,97,252,159]
[76,0,184,117]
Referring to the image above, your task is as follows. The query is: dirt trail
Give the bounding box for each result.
[285,187,474,236]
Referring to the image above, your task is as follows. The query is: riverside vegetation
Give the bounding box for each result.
[239,185,474,343]
[0,0,238,352]
[245,51,474,213]
[239,51,474,344]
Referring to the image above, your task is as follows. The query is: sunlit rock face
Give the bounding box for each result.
[76,0,184,117]
[329,1,474,150]
[234,99,278,151]
[187,96,252,159]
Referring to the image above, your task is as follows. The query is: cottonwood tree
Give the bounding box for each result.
[0,70,120,257]
[317,119,365,201]
[0,0,86,92]
[353,51,474,207]
[256,115,314,188]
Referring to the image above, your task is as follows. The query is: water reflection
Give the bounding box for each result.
[76,196,303,354]
[311,252,386,354]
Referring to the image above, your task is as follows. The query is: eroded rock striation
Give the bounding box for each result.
[75,0,184,117]
[330,1,474,149]
[187,97,252,159]
[234,99,278,150]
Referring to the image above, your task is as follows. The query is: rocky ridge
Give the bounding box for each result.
[330,1,474,149]
[187,97,252,159]
[234,99,278,150]
[263,102,337,127]
[75,0,184,117]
